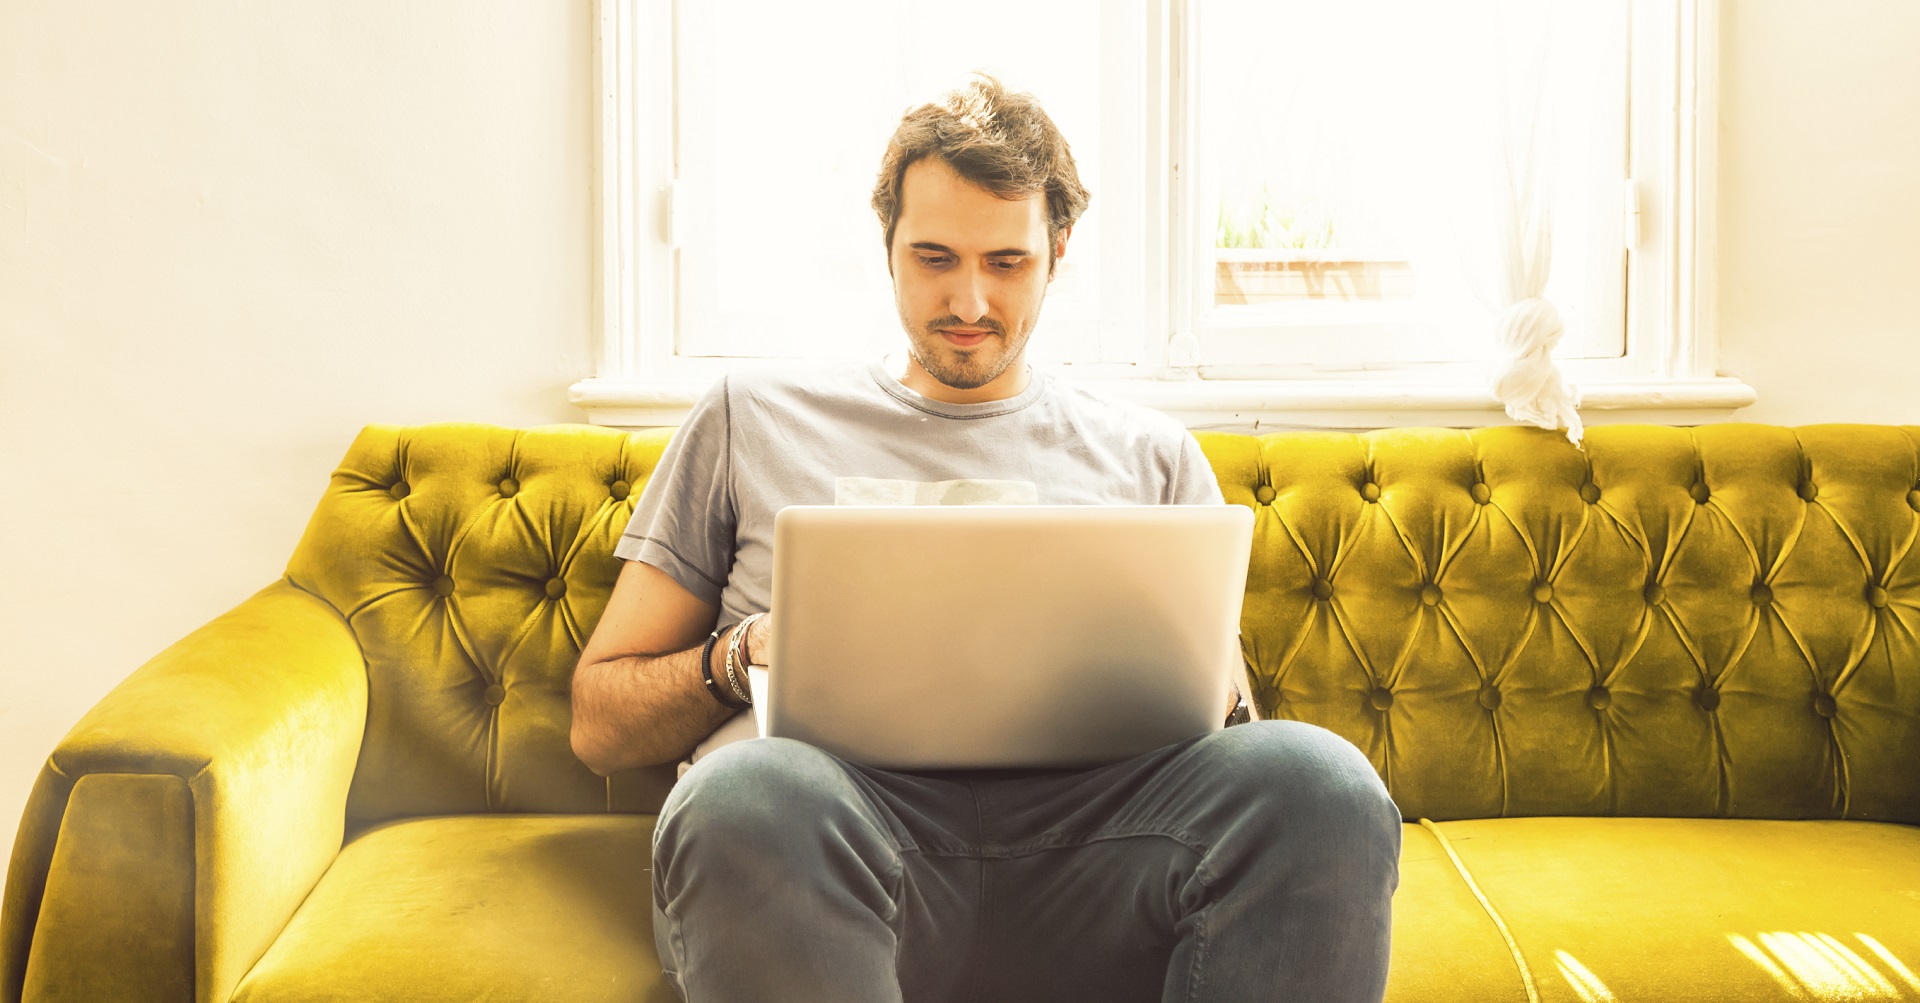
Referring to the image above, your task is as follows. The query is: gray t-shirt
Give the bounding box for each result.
[614,356,1228,763]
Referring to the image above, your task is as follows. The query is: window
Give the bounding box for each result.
[671,1,1146,368]
[1191,0,1626,370]
[575,0,1752,428]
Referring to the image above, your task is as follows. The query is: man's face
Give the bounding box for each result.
[888,156,1068,400]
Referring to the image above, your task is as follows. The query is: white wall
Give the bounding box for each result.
[0,1,595,869]
[1718,0,1920,424]
[2,0,1918,873]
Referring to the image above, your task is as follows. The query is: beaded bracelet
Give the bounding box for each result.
[699,627,748,710]
[723,613,765,707]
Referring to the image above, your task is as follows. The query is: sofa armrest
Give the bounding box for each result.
[2,579,368,1003]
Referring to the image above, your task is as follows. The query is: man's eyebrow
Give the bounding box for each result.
[908,241,1033,258]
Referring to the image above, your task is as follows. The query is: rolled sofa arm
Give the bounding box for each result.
[1,579,368,1003]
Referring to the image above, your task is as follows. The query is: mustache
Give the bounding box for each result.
[925,316,1003,335]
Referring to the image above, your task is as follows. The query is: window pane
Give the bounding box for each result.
[1197,0,1628,363]
[674,0,1146,363]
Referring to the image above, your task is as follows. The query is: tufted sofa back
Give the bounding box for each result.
[286,424,680,827]
[287,421,1920,827]
[1201,422,1920,823]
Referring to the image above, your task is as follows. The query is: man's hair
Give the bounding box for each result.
[871,73,1090,270]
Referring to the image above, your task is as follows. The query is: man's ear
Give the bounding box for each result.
[1049,225,1073,280]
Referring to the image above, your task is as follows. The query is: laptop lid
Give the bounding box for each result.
[764,504,1256,769]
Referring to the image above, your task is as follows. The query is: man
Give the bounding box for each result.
[571,74,1402,1003]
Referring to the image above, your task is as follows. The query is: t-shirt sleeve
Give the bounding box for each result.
[1168,430,1227,505]
[613,375,735,606]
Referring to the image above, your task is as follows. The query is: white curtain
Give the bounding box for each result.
[1427,0,1585,446]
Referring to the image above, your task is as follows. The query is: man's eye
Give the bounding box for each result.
[917,255,949,267]
[991,260,1020,272]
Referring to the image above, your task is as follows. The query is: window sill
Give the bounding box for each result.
[568,373,1757,430]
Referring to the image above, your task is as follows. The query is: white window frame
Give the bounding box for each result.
[571,0,1753,429]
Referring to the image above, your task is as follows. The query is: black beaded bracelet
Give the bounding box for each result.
[699,628,748,710]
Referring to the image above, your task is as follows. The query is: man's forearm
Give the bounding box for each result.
[572,633,742,775]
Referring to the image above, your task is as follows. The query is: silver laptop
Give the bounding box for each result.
[759,504,1256,770]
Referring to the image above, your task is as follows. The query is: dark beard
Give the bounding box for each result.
[911,341,1005,390]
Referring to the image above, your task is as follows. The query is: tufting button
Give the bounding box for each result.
[432,575,454,598]
[389,481,410,500]
[1311,578,1334,601]
[1360,482,1382,503]
[483,683,506,707]
[1580,482,1601,504]
[1910,489,1920,512]
[1751,583,1773,605]
[1478,686,1502,710]
[611,479,632,501]
[1369,687,1394,710]
[1690,482,1710,504]
[1695,686,1720,712]
[1813,693,1837,718]
[1587,685,1612,710]
[498,477,519,497]
[1255,484,1276,505]
[1533,582,1554,604]
[1470,482,1491,504]
[1419,584,1443,607]
[545,577,567,600]
[1644,583,1666,605]
[1798,481,1818,502]
[1869,585,1890,608]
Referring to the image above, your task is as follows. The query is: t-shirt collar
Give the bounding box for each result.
[868,355,1050,419]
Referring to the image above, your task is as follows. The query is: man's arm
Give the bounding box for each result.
[572,558,747,775]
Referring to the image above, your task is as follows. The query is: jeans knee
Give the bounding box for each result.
[1201,721,1402,844]
[658,737,853,847]
[652,739,899,912]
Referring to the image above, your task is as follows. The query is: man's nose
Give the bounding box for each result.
[946,267,989,324]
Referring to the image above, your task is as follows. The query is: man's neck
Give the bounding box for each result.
[885,351,1034,405]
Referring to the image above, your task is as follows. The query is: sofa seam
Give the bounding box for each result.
[45,758,217,787]
[1418,818,1539,1003]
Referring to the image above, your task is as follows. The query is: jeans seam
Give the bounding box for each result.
[888,847,909,977]
[963,779,990,1002]
[1183,899,1213,1002]
[916,824,1212,862]
[660,895,689,993]
[651,813,685,993]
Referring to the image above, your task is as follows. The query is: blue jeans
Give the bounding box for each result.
[651,720,1402,1002]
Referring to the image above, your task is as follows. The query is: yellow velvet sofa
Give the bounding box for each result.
[7,420,1920,1002]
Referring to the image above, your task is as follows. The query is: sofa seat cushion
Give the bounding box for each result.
[1388,822,1561,1001]
[1392,816,1920,1003]
[230,813,674,1003]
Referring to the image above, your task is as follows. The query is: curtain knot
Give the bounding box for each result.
[1490,296,1584,446]
[1496,298,1564,356]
